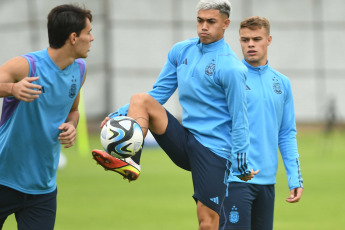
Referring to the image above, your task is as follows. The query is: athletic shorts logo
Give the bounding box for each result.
[229,205,239,223]
[210,196,219,204]
[205,61,215,76]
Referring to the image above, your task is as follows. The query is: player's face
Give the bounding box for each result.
[197,9,230,44]
[75,18,94,58]
[239,27,272,67]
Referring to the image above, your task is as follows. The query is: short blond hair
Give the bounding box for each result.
[240,16,270,35]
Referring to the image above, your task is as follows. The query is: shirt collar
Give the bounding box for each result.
[242,58,269,72]
[197,37,225,52]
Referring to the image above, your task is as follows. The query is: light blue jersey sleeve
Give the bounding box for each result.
[217,65,250,177]
[279,77,303,190]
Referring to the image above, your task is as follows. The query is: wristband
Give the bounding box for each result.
[11,83,16,95]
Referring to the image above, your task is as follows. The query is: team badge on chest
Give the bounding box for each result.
[205,59,216,76]
[272,76,282,94]
[69,75,77,98]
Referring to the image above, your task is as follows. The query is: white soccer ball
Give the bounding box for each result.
[100,116,143,158]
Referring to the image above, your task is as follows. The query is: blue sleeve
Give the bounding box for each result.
[109,104,129,118]
[109,46,179,118]
[147,46,178,103]
[278,79,303,190]
[220,66,250,177]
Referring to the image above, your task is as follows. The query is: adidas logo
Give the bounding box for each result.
[182,58,188,65]
[210,196,219,204]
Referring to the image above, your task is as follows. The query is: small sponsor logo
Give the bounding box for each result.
[210,196,219,204]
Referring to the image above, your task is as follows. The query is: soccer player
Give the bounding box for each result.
[92,0,257,229]
[219,16,304,230]
[0,4,94,229]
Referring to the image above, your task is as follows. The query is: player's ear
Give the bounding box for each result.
[267,35,272,46]
[223,18,230,29]
[69,32,77,45]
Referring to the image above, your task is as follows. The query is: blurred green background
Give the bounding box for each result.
[3,128,345,229]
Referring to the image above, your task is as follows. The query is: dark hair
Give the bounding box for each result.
[47,4,93,49]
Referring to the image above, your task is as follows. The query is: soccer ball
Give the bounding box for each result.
[100,116,143,158]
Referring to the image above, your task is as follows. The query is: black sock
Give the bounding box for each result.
[132,150,142,164]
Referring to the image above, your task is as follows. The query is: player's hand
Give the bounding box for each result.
[286,187,303,203]
[100,116,110,128]
[237,169,259,181]
[101,111,125,128]
[12,77,41,102]
[58,123,77,148]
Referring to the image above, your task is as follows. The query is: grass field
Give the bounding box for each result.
[3,127,345,229]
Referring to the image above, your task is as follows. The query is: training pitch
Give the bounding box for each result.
[3,127,345,229]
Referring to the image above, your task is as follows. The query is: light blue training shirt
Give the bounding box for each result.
[0,49,86,194]
[228,59,303,190]
[113,38,250,177]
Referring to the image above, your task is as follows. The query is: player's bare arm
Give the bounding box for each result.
[0,56,41,101]
[58,73,87,148]
[58,100,79,148]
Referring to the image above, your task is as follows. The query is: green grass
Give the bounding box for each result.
[3,128,345,229]
[273,130,345,229]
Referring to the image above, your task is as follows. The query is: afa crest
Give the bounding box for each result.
[229,206,239,223]
[69,75,77,98]
[272,76,282,94]
[69,84,77,98]
[205,62,215,76]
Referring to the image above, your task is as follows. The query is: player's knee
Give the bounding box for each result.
[130,93,149,106]
[197,205,219,230]
[199,220,218,230]
[130,93,158,110]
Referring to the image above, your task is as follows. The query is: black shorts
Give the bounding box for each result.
[219,182,275,230]
[0,185,57,230]
[152,110,230,214]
